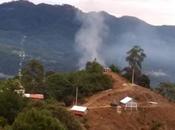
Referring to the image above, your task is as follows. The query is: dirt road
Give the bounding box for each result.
[83,72,175,130]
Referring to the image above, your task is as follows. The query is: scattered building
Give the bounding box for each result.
[14,84,25,95]
[24,93,44,100]
[125,101,138,111]
[120,96,132,104]
[70,105,88,116]
[120,96,138,111]
[14,82,44,100]
[103,67,111,72]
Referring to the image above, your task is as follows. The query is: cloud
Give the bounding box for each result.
[43,0,175,25]
[76,0,175,25]
[1,0,175,25]
[147,70,168,77]
[0,73,13,79]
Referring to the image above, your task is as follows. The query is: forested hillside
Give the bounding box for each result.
[0,1,175,84]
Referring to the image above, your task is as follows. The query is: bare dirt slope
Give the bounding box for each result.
[84,72,175,130]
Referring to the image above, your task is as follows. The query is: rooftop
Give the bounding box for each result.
[70,105,87,112]
[120,96,133,104]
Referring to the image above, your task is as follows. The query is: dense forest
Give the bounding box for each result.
[0,59,113,130]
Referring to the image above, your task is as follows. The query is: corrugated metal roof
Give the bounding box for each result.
[24,93,30,98]
[70,105,87,112]
[120,96,132,104]
[24,93,44,99]
[30,94,44,99]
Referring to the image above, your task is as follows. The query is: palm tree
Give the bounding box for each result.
[126,45,146,84]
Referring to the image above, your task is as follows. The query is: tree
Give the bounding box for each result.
[0,116,7,128]
[46,70,113,105]
[21,59,45,93]
[156,82,175,101]
[12,109,66,130]
[85,59,103,73]
[126,45,146,84]
[122,67,132,82]
[109,64,120,73]
[0,79,21,92]
[46,73,72,102]
[137,74,150,88]
[45,103,84,130]
[0,90,26,124]
[0,79,27,125]
[23,100,85,130]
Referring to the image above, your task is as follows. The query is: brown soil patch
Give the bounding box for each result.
[83,72,175,130]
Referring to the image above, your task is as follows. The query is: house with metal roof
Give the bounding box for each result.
[120,96,138,111]
[24,93,44,100]
[70,105,88,116]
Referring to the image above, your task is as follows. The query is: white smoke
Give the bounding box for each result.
[75,12,108,69]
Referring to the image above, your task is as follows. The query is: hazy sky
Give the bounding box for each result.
[0,0,175,25]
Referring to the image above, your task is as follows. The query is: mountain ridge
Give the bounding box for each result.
[0,1,174,85]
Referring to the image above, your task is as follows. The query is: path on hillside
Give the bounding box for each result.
[84,72,133,107]
[83,72,175,130]
[84,72,171,108]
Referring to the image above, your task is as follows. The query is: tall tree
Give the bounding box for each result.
[85,59,103,73]
[0,89,26,124]
[126,45,146,84]
[21,59,45,93]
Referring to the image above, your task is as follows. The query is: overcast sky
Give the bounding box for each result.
[0,0,175,25]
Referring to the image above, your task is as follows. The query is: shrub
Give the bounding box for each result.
[24,101,85,130]
[0,91,26,124]
[12,109,66,130]
[109,64,120,73]
[156,82,175,101]
[46,70,113,105]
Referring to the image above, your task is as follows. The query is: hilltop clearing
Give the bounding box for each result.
[84,72,175,130]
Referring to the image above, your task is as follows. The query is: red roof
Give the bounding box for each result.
[24,93,44,99]
[30,94,44,99]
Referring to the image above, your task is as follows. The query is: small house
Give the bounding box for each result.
[120,96,138,111]
[103,67,111,72]
[14,85,25,95]
[24,93,44,100]
[70,105,88,116]
[120,96,133,104]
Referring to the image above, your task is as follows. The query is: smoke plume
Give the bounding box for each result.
[75,12,108,69]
